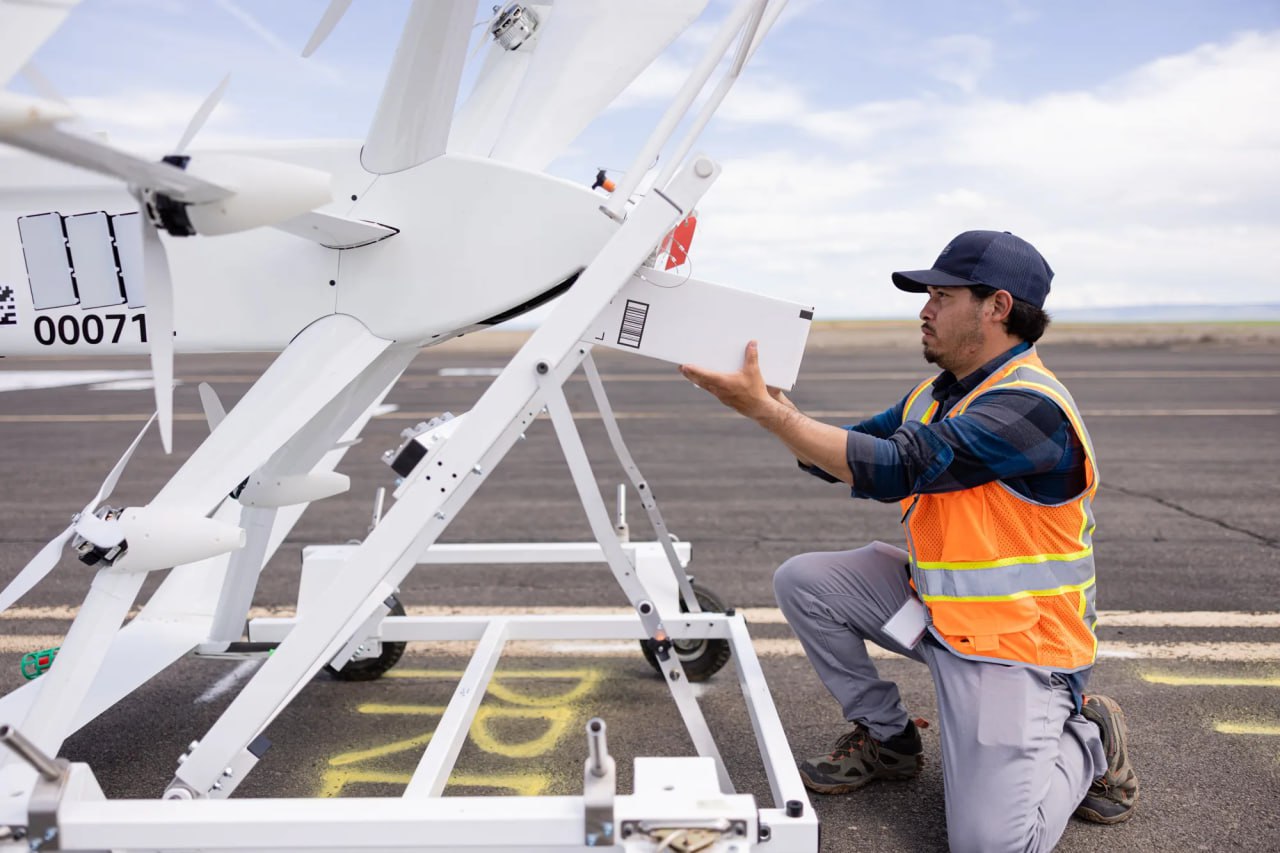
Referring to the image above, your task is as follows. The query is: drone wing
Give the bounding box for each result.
[485,0,711,171]
[0,0,82,88]
[360,0,474,175]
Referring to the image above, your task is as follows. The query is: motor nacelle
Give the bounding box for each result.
[237,471,351,508]
[143,154,331,237]
[72,506,245,573]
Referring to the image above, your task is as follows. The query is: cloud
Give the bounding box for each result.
[924,34,994,94]
[684,30,1280,316]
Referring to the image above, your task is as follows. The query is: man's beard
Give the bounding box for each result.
[922,317,984,372]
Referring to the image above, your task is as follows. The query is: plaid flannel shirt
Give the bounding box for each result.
[804,342,1088,503]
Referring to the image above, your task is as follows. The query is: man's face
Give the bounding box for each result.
[919,286,986,371]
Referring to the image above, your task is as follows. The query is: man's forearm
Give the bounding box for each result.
[754,400,853,485]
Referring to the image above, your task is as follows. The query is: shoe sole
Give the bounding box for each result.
[801,754,923,795]
[1075,796,1138,825]
[1078,696,1139,824]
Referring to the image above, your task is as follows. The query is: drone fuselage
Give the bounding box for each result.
[0,144,617,356]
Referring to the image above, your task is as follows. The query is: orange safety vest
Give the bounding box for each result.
[899,347,1098,671]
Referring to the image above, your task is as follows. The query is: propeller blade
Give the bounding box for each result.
[464,5,506,67]
[174,73,231,155]
[140,215,175,454]
[198,382,226,432]
[19,62,70,106]
[302,0,353,57]
[1,125,231,204]
[89,412,158,510]
[0,527,74,613]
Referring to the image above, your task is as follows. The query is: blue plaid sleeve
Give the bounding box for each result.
[845,390,1084,502]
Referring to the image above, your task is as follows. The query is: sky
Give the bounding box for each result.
[11,0,1280,320]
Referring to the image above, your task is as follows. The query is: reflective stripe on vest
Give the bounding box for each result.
[898,347,1099,671]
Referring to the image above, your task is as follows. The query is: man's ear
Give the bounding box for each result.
[988,290,1014,324]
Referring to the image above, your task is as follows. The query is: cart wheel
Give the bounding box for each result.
[639,582,732,682]
[326,597,407,682]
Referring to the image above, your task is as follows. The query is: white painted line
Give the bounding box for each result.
[88,378,165,391]
[6,605,1280,629]
[3,408,1278,425]
[195,660,261,704]
[382,639,1280,661]
[0,370,150,393]
[437,367,503,377]
[2,632,1276,662]
[1094,642,1280,662]
[0,635,66,654]
[1100,611,1280,628]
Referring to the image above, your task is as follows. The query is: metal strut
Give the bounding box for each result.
[581,352,703,614]
[540,364,732,793]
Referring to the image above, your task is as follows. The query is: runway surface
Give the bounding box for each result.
[1,331,1278,851]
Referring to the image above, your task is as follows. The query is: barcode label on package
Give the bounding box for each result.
[617,299,649,348]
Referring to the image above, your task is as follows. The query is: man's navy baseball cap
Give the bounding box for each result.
[891,230,1054,309]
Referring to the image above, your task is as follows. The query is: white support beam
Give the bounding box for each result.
[403,619,510,798]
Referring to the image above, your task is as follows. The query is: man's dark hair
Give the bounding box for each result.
[968,284,1051,343]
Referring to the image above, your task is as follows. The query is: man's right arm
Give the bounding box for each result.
[794,393,908,483]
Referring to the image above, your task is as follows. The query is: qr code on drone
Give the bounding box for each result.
[0,284,15,326]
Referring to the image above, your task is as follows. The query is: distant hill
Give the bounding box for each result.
[1051,303,1280,323]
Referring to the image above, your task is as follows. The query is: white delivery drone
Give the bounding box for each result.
[0,1,819,850]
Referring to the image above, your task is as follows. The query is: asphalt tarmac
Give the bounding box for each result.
[1,330,1278,852]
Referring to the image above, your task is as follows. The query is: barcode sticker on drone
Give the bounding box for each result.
[618,300,648,348]
[0,284,16,326]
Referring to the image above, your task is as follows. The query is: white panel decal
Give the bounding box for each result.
[17,212,76,310]
[65,212,125,309]
[111,212,147,308]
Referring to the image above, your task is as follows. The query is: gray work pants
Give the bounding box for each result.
[773,542,1107,853]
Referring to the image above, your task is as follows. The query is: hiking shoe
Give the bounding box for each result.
[799,719,924,794]
[1075,695,1139,824]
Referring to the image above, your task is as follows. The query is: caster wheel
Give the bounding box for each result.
[326,596,407,682]
[640,582,732,682]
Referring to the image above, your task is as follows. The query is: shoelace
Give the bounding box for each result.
[827,724,870,760]
[828,717,932,760]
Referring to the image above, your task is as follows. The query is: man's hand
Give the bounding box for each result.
[681,341,854,484]
[680,341,778,421]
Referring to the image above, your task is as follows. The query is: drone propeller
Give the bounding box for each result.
[136,74,230,454]
[302,0,353,58]
[198,382,227,432]
[0,414,156,613]
[138,214,175,453]
[174,73,230,155]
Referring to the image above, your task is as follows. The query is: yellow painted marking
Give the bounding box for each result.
[1214,722,1280,736]
[318,769,410,798]
[354,704,575,760]
[1142,674,1280,687]
[319,769,549,798]
[321,667,601,797]
[328,730,436,768]
[385,668,603,707]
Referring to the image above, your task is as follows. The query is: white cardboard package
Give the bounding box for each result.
[582,267,814,390]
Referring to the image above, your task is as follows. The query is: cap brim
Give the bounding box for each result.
[891,268,979,293]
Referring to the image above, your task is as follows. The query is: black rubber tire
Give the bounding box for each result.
[326,597,407,682]
[639,582,732,682]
